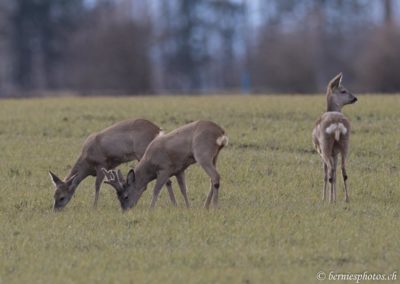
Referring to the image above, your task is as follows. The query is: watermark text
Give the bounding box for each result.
[316,271,397,282]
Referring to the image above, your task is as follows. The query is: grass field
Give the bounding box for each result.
[0,95,399,284]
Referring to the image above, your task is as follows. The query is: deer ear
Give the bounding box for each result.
[127,169,135,185]
[117,169,125,183]
[49,171,63,187]
[328,73,342,90]
[66,173,78,188]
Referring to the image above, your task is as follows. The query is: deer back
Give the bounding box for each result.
[82,118,162,167]
[136,120,226,178]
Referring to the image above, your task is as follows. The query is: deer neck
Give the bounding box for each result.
[134,160,156,190]
[326,95,342,112]
[65,157,90,185]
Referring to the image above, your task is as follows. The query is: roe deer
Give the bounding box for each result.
[102,120,228,210]
[49,118,176,210]
[312,73,357,203]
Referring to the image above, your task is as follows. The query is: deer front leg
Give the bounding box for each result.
[93,168,104,208]
[176,172,190,208]
[150,173,170,208]
[165,180,177,207]
[94,167,105,208]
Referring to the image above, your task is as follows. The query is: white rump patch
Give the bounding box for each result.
[337,123,347,135]
[325,123,347,141]
[325,124,337,134]
[216,135,229,146]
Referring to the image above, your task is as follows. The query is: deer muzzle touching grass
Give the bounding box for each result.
[103,120,228,211]
[312,73,357,203]
[48,118,176,211]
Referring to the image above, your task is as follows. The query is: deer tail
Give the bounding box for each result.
[334,129,341,141]
[326,123,347,141]
[216,135,229,146]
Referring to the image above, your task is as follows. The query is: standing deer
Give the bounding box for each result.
[102,120,228,210]
[312,73,357,203]
[49,118,176,210]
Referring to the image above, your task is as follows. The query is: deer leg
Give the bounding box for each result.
[204,185,214,210]
[150,174,170,208]
[176,172,190,208]
[322,162,328,201]
[331,155,338,203]
[341,156,349,203]
[94,167,105,208]
[211,154,221,207]
[212,179,220,207]
[321,154,333,203]
[199,161,220,209]
[165,179,177,207]
[324,157,334,203]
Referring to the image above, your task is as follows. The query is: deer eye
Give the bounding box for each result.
[119,193,128,200]
[59,197,65,202]
[341,90,346,94]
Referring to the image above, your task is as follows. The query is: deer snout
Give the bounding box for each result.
[351,96,358,104]
[53,205,63,212]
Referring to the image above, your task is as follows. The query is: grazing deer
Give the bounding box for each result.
[312,73,357,203]
[49,118,176,210]
[102,120,228,210]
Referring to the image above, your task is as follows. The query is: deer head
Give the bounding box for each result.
[49,171,78,211]
[102,168,145,211]
[326,73,358,111]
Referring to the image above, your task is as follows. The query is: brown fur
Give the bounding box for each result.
[49,118,174,210]
[312,73,357,203]
[103,120,228,210]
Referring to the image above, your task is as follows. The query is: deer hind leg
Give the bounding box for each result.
[341,154,349,203]
[201,164,220,209]
[204,186,214,209]
[330,155,339,203]
[211,154,221,207]
[165,179,177,207]
[321,156,332,200]
[198,154,221,209]
[322,162,328,201]
[329,159,334,203]
[94,167,105,208]
[150,173,171,208]
[321,155,334,203]
[176,172,190,208]
[320,141,335,203]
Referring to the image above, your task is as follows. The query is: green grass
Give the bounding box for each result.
[0,95,399,284]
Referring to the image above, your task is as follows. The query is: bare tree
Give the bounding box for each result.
[11,0,84,92]
[0,0,14,96]
[67,4,152,94]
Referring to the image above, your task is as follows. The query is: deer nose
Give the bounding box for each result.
[351,97,358,103]
[53,206,62,212]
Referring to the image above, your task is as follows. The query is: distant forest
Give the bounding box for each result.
[0,0,399,96]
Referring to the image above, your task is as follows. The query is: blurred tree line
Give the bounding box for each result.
[0,0,399,96]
